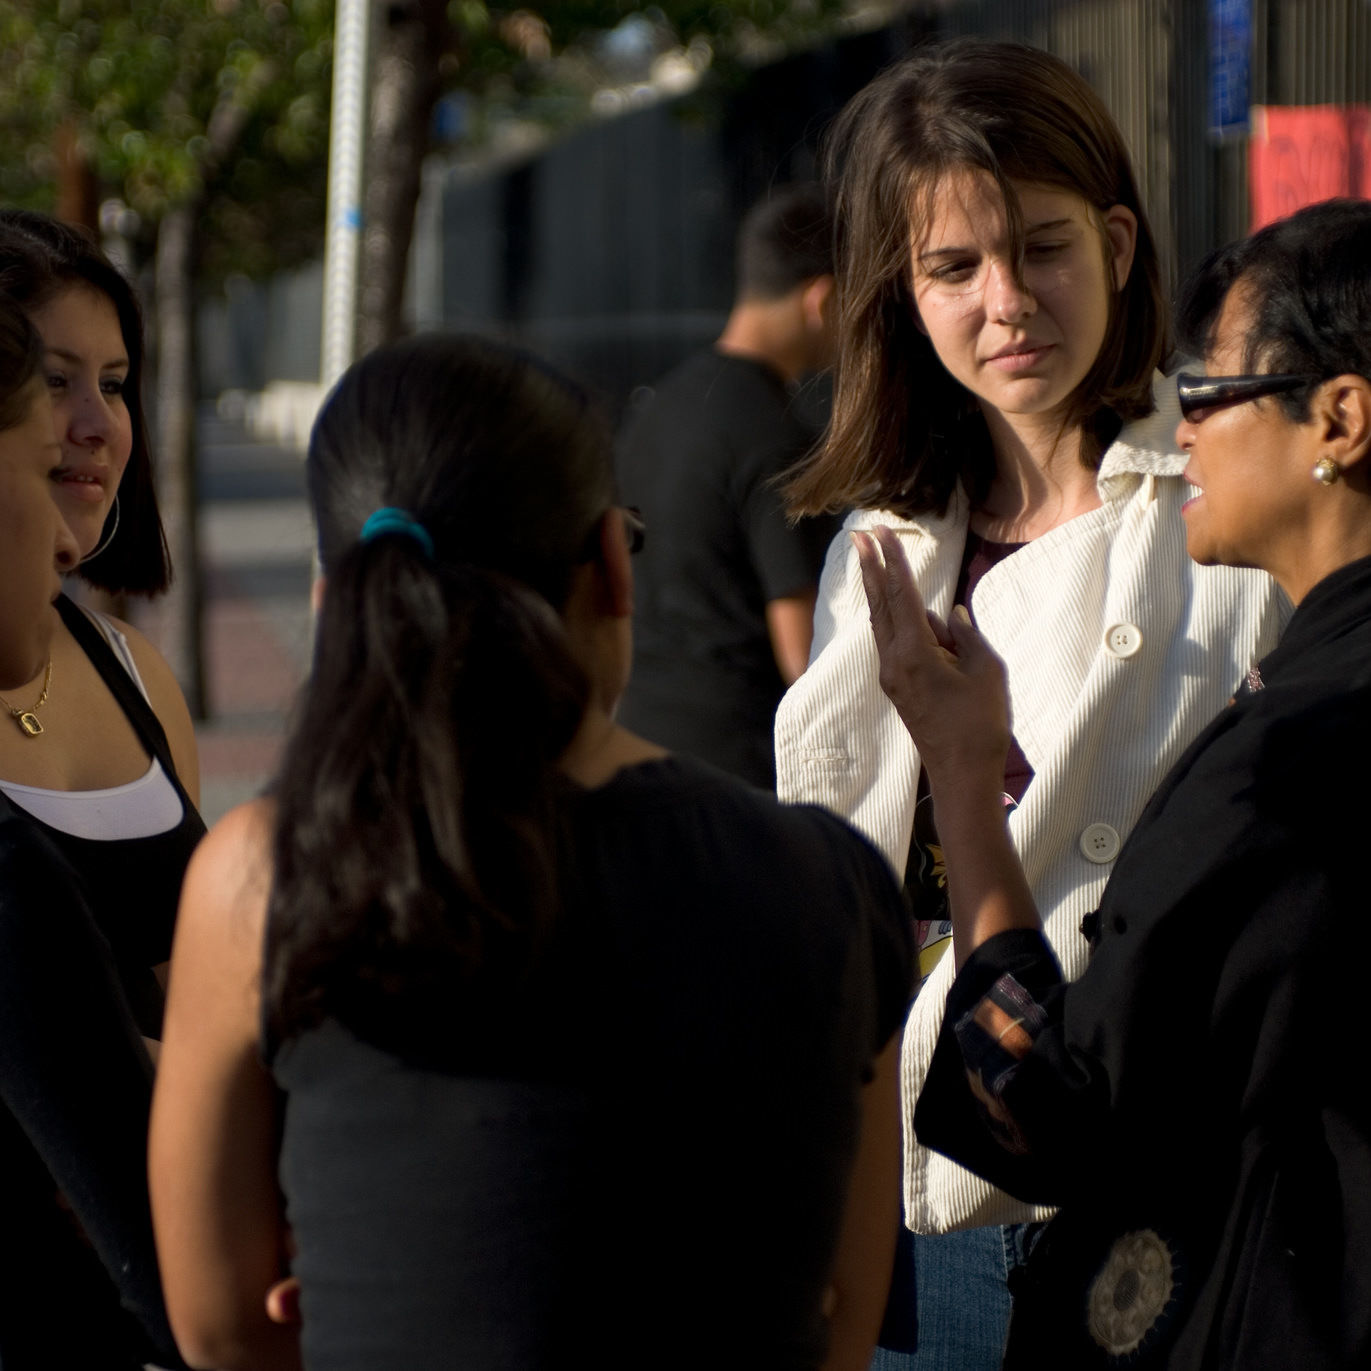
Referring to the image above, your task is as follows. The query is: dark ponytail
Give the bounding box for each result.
[263,336,615,1052]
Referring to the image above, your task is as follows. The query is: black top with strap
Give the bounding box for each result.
[0,803,184,1370]
[4,594,207,1034]
[0,595,199,1367]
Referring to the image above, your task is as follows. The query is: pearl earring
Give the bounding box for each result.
[1312,457,1340,486]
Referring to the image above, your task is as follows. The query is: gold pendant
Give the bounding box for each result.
[16,712,43,737]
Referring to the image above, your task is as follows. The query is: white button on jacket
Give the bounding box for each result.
[1105,622,1143,657]
[1079,822,1121,864]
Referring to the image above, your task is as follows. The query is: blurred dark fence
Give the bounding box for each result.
[200,0,1371,415]
[409,16,938,420]
[949,0,1371,287]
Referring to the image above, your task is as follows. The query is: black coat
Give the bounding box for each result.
[0,796,182,1369]
[917,556,1371,1369]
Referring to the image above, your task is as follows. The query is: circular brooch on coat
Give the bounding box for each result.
[1085,1228,1178,1359]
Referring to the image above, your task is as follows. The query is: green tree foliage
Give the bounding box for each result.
[0,0,332,283]
[0,0,335,714]
[353,1,848,350]
[0,1,843,287]
[552,1,847,64]
[441,2,848,128]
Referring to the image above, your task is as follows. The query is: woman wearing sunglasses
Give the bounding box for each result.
[855,196,1371,1368]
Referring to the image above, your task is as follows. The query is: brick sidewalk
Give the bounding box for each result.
[133,407,314,827]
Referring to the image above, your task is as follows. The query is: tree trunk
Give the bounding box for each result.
[145,58,277,719]
[356,0,448,355]
[54,121,99,233]
[153,206,207,719]
[54,123,130,620]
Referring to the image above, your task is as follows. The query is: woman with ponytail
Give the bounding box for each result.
[150,334,913,1371]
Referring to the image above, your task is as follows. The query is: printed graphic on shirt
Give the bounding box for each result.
[906,783,1019,986]
[1226,660,1267,708]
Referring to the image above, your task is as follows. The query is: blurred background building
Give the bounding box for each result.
[203,0,1371,430]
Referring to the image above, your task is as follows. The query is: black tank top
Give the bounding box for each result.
[0,596,207,1035]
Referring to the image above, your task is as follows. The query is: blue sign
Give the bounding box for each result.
[1210,0,1252,136]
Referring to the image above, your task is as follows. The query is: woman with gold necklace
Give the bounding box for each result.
[0,210,203,1042]
[0,283,185,1368]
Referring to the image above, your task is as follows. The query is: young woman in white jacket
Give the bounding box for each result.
[778,39,1286,1370]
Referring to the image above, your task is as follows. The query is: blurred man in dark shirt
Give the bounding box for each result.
[616,184,839,789]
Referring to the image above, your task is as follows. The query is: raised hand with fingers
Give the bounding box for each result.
[851,526,1012,794]
[852,525,1038,968]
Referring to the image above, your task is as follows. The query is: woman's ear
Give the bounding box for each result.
[1314,375,1371,473]
[1102,205,1138,291]
[596,508,634,619]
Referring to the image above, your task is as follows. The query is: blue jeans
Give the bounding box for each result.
[870,1224,1044,1371]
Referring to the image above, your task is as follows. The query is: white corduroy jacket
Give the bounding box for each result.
[775,382,1289,1233]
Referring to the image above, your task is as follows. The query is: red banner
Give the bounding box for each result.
[1249,104,1371,230]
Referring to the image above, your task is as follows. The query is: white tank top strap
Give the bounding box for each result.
[82,608,154,704]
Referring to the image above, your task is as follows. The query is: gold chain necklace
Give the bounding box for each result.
[0,660,52,737]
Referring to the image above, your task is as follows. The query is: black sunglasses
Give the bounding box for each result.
[1176,372,1321,423]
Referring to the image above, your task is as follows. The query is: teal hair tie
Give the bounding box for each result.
[359,507,434,559]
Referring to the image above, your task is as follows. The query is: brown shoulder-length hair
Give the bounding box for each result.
[0,210,170,595]
[787,39,1168,519]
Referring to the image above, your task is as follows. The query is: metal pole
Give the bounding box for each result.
[313,0,371,619]
[321,0,370,392]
